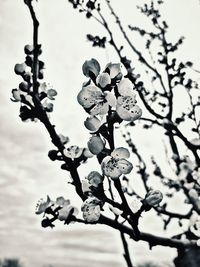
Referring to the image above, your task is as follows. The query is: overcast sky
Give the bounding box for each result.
[0,0,199,266]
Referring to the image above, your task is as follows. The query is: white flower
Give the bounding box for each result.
[58,204,78,222]
[63,145,83,159]
[115,78,142,121]
[116,95,142,121]
[101,147,133,179]
[81,197,101,222]
[56,196,70,207]
[77,84,109,116]
[35,195,52,214]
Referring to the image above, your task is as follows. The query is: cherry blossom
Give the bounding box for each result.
[35,195,53,214]
[63,145,83,159]
[81,197,102,222]
[77,84,115,116]
[101,147,133,179]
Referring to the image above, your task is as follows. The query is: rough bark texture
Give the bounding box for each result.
[174,247,200,267]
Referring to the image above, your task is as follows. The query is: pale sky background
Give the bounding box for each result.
[0,0,200,266]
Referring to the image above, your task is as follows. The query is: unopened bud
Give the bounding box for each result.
[14,63,26,75]
[24,44,34,55]
[19,81,29,92]
[144,190,163,207]
[87,136,104,155]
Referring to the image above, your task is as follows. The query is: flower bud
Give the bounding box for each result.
[48,150,58,161]
[25,55,33,67]
[19,81,29,92]
[87,171,103,187]
[82,58,100,78]
[23,72,32,82]
[14,63,26,75]
[87,136,104,155]
[144,190,163,207]
[24,44,34,55]
[11,89,21,102]
[84,116,101,131]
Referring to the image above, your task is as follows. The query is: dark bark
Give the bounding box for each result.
[174,247,200,267]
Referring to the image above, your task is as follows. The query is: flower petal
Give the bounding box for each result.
[117,159,133,174]
[77,85,103,109]
[111,147,130,159]
[83,148,94,158]
[118,78,134,96]
[58,205,73,221]
[82,179,91,194]
[82,58,101,78]
[11,89,21,102]
[106,63,122,79]
[104,91,117,108]
[59,134,69,145]
[35,195,52,214]
[96,73,111,88]
[90,102,109,116]
[116,97,142,121]
[56,196,65,206]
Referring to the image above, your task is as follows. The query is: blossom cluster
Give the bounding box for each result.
[35,196,78,228]
[77,58,142,132]
[12,44,57,121]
